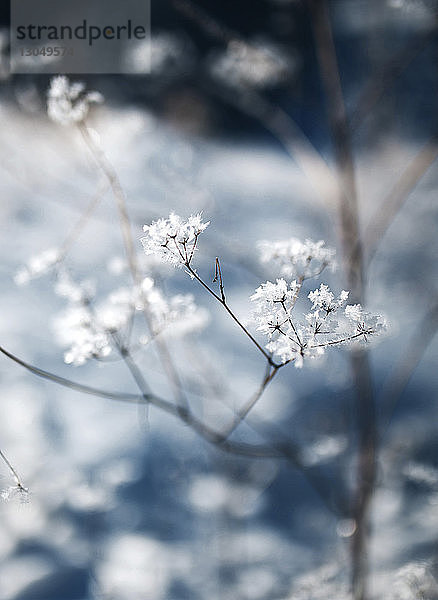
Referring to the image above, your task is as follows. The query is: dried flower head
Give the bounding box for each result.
[53,272,208,365]
[14,248,60,286]
[251,278,386,368]
[258,238,336,280]
[47,75,103,126]
[210,40,294,89]
[141,212,210,267]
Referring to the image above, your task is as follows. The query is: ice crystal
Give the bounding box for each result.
[258,238,336,280]
[141,212,210,267]
[47,76,103,126]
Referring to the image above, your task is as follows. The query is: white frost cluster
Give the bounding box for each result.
[289,563,350,600]
[210,40,293,89]
[251,279,386,368]
[141,212,210,267]
[390,562,437,600]
[258,238,336,280]
[53,273,208,366]
[402,461,438,487]
[97,277,208,339]
[1,484,30,503]
[53,303,111,366]
[126,33,192,75]
[14,248,60,285]
[47,75,103,126]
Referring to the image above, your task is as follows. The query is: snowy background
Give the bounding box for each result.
[0,0,438,598]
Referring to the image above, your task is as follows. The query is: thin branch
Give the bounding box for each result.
[77,121,189,414]
[350,23,438,132]
[0,448,28,493]
[217,363,279,442]
[173,0,338,207]
[213,257,226,302]
[365,134,438,266]
[310,330,371,349]
[57,181,109,265]
[186,262,278,366]
[117,342,344,515]
[78,122,139,282]
[0,344,142,404]
[380,297,438,441]
[307,2,376,598]
[0,341,345,516]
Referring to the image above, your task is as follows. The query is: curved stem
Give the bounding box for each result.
[186,263,278,366]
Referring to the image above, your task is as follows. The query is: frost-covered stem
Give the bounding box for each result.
[185,262,278,366]
[0,448,28,493]
[380,297,438,440]
[112,340,343,514]
[0,343,144,402]
[280,299,302,347]
[213,257,226,303]
[77,121,189,414]
[112,338,280,453]
[350,25,437,132]
[0,342,345,515]
[78,122,139,283]
[218,363,279,441]
[310,330,372,349]
[308,2,376,598]
[57,182,108,265]
[77,121,139,286]
[365,134,438,267]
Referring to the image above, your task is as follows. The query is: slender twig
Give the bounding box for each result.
[115,342,345,516]
[186,262,278,366]
[365,134,438,266]
[380,297,438,441]
[307,2,376,598]
[0,344,143,403]
[0,341,345,515]
[0,448,28,493]
[280,299,302,347]
[350,24,438,132]
[173,0,338,206]
[78,122,139,282]
[57,181,109,265]
[218,363,279,441]
[77,121,189,414]
[213,257,226,303]
[310,330,372,349]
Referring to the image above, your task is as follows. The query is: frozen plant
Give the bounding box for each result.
[52,271,208,366]
[127,32,192,76]
[0,449,29,503]
[141,212,210,268]
[14,247,61,286]
[251,279,385,368]
[289,562,350,600]
[47,75,103,126]
[142,214,386,369]
[390,561,438,600]
[258,237,336,280]
[210,39,294,89]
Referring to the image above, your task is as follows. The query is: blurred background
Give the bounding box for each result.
[0,0,438,598]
